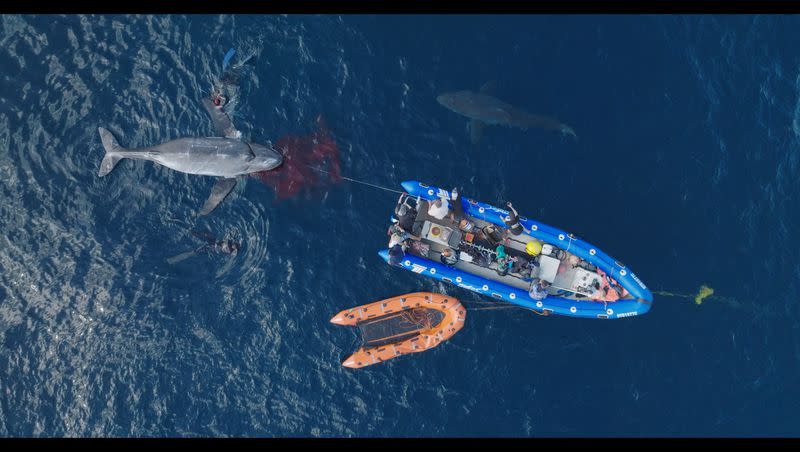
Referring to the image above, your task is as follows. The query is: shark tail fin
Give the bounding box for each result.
[98,127,125,177]
[469,118,485,147]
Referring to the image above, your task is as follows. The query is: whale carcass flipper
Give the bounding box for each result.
[198,178,237,216]
[202,98,241,139]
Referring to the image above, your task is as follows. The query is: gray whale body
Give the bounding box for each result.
[97,127,283,215]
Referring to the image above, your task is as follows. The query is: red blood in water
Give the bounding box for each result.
[251,115,342,200]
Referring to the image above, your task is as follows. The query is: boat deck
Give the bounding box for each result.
[409,198,539,292]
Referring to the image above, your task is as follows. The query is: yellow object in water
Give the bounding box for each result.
[694,285,714,305]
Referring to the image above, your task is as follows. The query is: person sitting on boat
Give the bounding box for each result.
[509,255,529,275]
[427,197,451,221]
[520,257,540,280]
[591,268,628,302]
[482,224,506,247]
[494,244,514,276]
[439,247,459,266]
[463,246,490,267]
[389,232,406,249]
[408,239,431,258]
[387,223,420,249]
[504,202,525,236]
[528,278,550,300]
[388,243,405,266]
[495,244,508,260]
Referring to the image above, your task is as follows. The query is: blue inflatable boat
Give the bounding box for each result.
[379,181,653,319]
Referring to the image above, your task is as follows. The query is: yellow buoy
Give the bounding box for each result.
[694,285,714,305]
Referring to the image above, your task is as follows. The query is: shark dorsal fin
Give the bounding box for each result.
[479,80,497,95]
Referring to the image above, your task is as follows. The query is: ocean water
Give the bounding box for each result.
[0,14,799,437]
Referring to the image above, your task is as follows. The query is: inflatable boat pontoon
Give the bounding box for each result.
[379,181,653,319]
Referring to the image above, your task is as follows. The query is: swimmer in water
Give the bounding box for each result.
[211,90,227,108]
[190,230,240,255]
[166,230,241,264]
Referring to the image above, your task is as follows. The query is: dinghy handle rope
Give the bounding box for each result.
[461,299,550,315]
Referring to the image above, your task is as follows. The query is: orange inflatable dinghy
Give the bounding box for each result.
[330,292,466,368]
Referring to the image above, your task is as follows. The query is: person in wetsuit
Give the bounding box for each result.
[166,230,241,264]
[191,230,241,255]
[211,91,227,107]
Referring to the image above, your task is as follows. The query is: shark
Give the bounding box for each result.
[437,81,577,145]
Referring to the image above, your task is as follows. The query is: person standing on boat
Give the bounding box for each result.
[388,223,420,247]
[449,187,465,222]
[427,188,462,223]
[428,197,450,220]
[388,243,405,266]
[504,202,524,235]
[396,202,417,233]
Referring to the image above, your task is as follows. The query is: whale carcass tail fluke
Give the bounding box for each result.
[98,127,126,177]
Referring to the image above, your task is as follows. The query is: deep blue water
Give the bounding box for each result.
[1,14,799,437]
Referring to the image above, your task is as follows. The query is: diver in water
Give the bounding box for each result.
[167,230,241,264]
[211,91,227,108]
[209,47,257,109]
[191,230,241,254]
[202,47,259,140]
